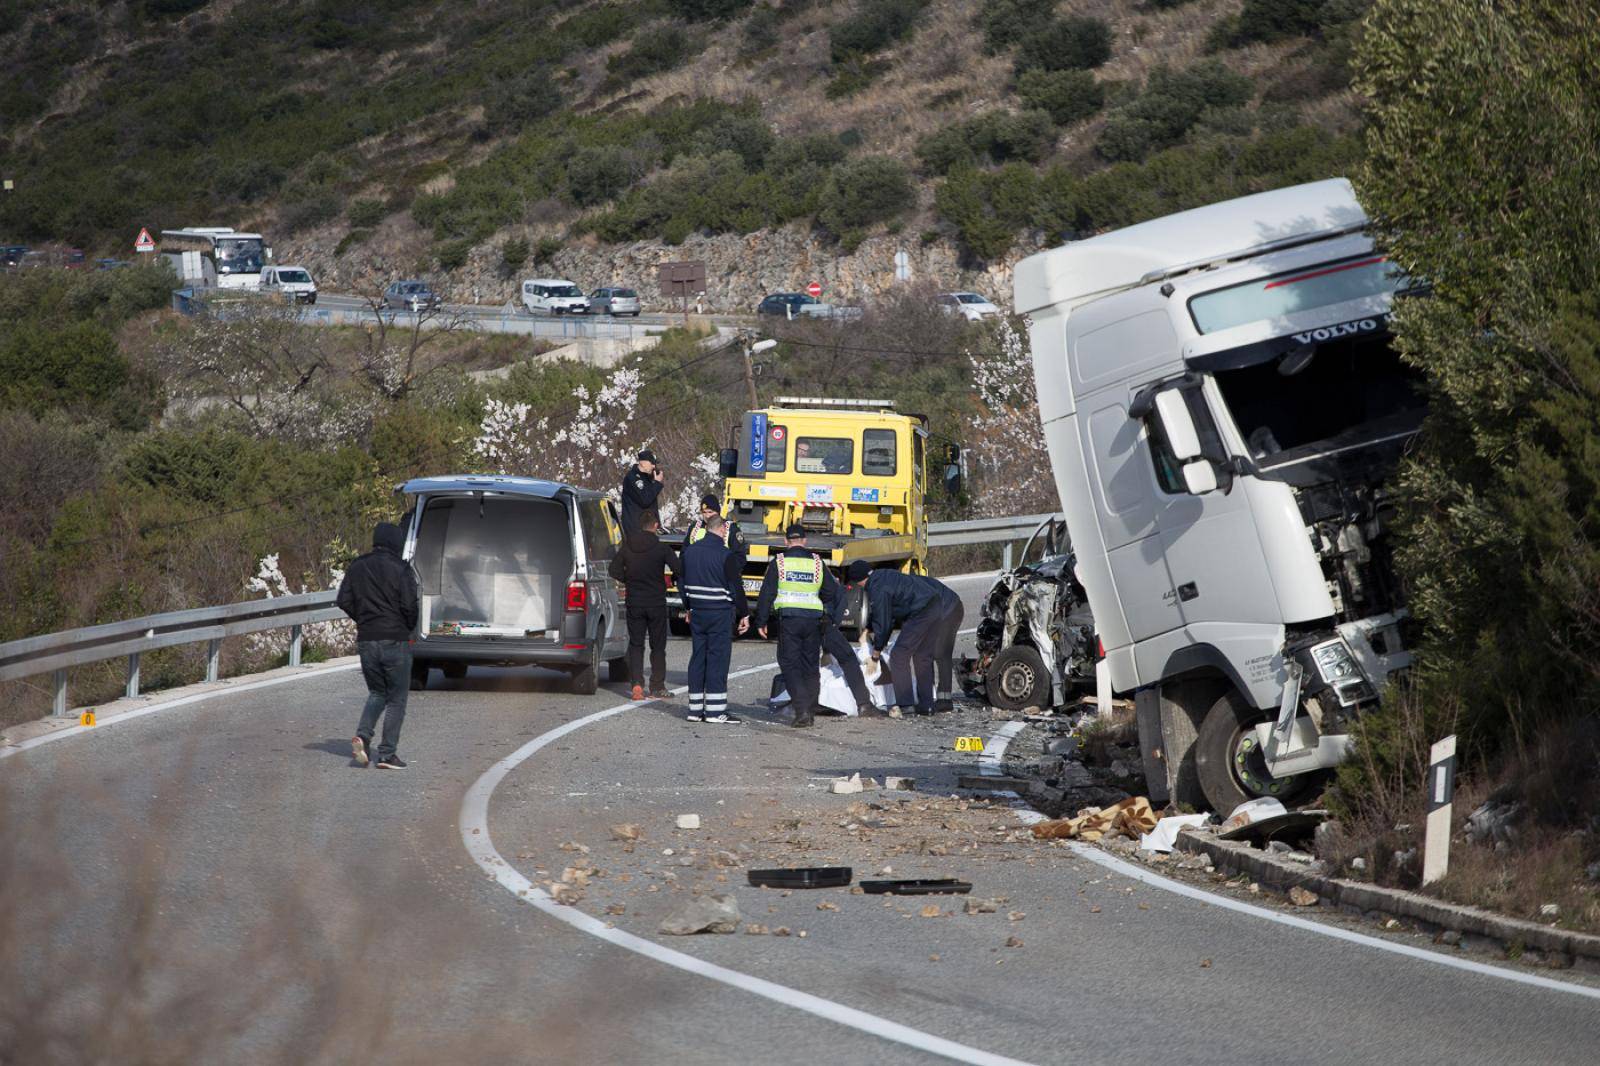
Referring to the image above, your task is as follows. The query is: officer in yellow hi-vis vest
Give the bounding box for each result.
[688,494,746,554]
[753,523,842,728]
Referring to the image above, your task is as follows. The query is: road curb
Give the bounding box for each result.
[1173,830,1600,972]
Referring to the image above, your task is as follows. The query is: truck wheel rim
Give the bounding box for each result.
[1230,730,1283,796]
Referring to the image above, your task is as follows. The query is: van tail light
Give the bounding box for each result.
[565,581,588,612]
[1096,637,1105,659]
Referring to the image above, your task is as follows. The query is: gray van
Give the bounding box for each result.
[398,475,628,694]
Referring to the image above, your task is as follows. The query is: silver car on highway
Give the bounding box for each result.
[589,286,641,317]
[382,280,442,313]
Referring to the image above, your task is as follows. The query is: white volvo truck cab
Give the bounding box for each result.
[1015,178,1421,812]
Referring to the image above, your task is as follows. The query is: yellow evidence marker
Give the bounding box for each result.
[78,710,97,727]
[953,736,985,752]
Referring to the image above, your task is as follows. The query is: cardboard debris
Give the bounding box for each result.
[1031,796,1159,842]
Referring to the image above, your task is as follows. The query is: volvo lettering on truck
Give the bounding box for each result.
[1014,178,1420,813]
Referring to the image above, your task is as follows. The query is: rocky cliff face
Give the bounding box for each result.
[287,221,1043,313]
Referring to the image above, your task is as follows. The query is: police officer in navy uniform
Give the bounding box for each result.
[680,513,748,723]
[754,524,844,728]
[620,450,664,533]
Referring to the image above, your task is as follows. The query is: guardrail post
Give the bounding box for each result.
[206,638,221,682]
[53,669,68,716]
[1002,542,1014,569]
[126,652,141,699]
[289,624,303,667]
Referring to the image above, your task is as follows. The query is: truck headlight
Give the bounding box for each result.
[1309,638,1373,705]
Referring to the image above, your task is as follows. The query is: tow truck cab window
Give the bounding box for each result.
[863,429,897,476]
[913,432,924,485]
[795,436,852,474]
[762,423,787,472]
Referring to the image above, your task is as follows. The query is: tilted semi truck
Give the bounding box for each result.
[1014,178,1422,812]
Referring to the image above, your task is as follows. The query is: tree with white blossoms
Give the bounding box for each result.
[966,316,1058,517]
[472,364,719,528]
[244,551,355,658]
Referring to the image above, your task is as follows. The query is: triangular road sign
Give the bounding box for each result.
[135,227,155,253]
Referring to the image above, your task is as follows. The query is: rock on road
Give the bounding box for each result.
[2,574,1597,1065]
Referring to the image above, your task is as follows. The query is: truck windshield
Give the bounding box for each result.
[278,269,310,283]
[551,285,583,297]
[1212,333,1425,468]
[795,437,853,474]
[1189,256,1409,334]
[215,238,264,275]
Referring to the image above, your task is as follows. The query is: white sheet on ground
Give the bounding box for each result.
[1138,813,1210,853]
[771,634,898,716]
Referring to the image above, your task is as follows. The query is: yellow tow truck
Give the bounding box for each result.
[669,397,959,627]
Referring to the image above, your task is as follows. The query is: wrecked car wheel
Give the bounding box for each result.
[987,645,1049,711]
[1195,690,1311,813]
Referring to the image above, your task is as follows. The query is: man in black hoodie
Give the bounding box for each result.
[619,449,664,533]
[336,522,419,769]
[609,510,681,700]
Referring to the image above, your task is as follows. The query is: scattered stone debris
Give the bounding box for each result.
[830,774,865,795]
[610,824,644,842]
[817,901,839,911]
[919,904,943,918]
[659,894,741,935]
[885,776,916,791]
[1005,936,1024,948]
[605,903,626,915]
[676,814,702,830]
[965,897,1000,914]
[1007,911,1026,922]
[548,883,583,906]
[1541,903,1560,919]
[558,841,590,854]
[1288,886,1318,907]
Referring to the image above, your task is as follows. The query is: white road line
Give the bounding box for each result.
[0,661,360,761]
[979,723,1600,1002]
[459,663,1041,1066]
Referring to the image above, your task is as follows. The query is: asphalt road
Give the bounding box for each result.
[3,574,1597,1064]
[314,291,752,331]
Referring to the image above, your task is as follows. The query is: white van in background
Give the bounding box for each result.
[259,265,318,304]
[521,278,590,315]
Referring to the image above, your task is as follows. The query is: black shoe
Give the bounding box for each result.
[376,754,408,769]
[352,736,370,767]
[933,698,955,714]
[856,702,884,718]
[649,686,671,699]
[915,706,934,717]
[790,712,815,728]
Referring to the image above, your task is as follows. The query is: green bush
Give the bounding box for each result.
[916,110,1056,175]
[1096,61,1254,161]
[536,236,563,262]
[830,0,923,63]
[566,144,651,207]
[1016,69,1106,126]
[977,0,1055,54]
[436,237,474,270]
[606,24,697,85]
[347,198,387,228]
[668,0,756,19]
[0,321,154,430]
[824,59,890,98]
[485,68,563,135]
[500,236,529,271]
[818,155,914,239]
[692,112,776,171]
[561,3,641,47]
[1014,16,1113,76]
[743,3,782,51]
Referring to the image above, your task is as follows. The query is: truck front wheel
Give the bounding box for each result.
[1194,690,1315,813]
[986,645,1049,711]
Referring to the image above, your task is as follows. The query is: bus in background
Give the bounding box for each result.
[159,227,272,289]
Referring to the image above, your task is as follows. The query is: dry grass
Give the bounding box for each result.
[0,757,674,1062]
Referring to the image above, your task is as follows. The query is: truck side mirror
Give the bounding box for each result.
[1181,461,1218,494]
[943,463,962,497]
[1152,390,1203,461]
[718,449,737,478]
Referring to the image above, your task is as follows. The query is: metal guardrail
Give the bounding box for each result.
[0,591,342,717]
[0,514,1059,718]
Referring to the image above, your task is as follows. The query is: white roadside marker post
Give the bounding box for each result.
[1423,734,1457,886]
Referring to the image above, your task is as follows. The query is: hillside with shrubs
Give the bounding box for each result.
[3,0,1369,292]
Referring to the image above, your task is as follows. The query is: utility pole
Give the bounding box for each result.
[743,336,776,410]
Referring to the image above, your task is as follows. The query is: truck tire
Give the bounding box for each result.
[986,645,1049,711]
[1194,689,1314,813]
[1153,678,1229,810]
[440,662,467,680]
[570,645,600,695]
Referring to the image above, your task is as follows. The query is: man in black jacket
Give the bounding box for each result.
[619,450,664,533]
[609,510,681,700]
[847,562,959,716]
[336,522,419,769]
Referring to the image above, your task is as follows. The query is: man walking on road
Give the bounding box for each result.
[620,450,664,533]
[336,522,419,769]
[609,510,680,701]
[847,563,962,716]
[681,514,748,723]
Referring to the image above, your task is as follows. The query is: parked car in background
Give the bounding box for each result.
[756,293,864,321]
[937,291,1001,321]
[62,248,87,270]
[1,245,28,269]
[260,265,318,304]
[589,286,641,317]
[95,258,131,270]
[382,279,441,313]
[521,278,590,315]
